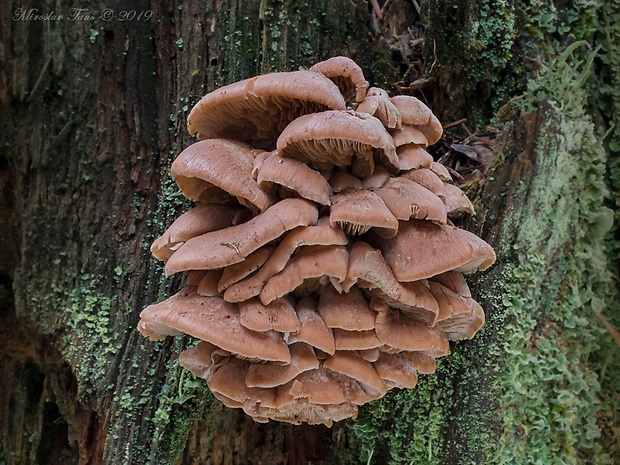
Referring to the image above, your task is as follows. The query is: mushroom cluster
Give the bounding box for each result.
[138,57,495,426]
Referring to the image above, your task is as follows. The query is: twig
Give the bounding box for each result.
[443,118,467,130]
[370,0,383,20]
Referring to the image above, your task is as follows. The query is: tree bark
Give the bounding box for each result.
[1,1,618,465]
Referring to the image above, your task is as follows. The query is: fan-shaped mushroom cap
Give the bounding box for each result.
[259,245,349,305]
[375,177,447,224]
[375,220,496,282]
[401,168,446,199]
[208,357,277,409]
[390,125,428,147]
[429,281,485,340]
[187,71,346,149]
[179,341,231,379]
[359,348,381,362]
[402,351,437,374]
[329,171,363,193]
[430,161,452,181]
[309,56,369,106]
[245,343,319,388]
[430,271,472,298]
[256,151,333,206]
[344,241,439,325]
[287,297,336,355]
[288,368,349,405]
[329,189,399,238]
[151,204,244,261]
[223,217,348,303]
[317,286,376,330]
[277,110,399,177]
[390,95,432,126]
[165,198,319,276]
[371,298,450,355]
[187,270,208,287]
[361,165,390,190]
[443,183,475,215]
[324,351,388,398]
[138,289,291,364]
[266,397,358,427]
[397,144,434,170]
[357,87,402,129]
[333,329,382,351]
[389,96,443,144]
[217,246,273,292]
[423,113,444,146]
[171,139,277,212]
[239,297,301,333]
[374,352,418,389]
[197,270,224,296]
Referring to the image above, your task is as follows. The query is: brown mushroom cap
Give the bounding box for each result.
[289,297,336,355]
[208,357,277,409]
[402,351,437,374]
[288,368,349,405]
[223,217,347,303]
[333,329,382,351]
[389,96,443,144]
[238,296,301,333]
[329,189,399,238]
[430,271,472,298]
[357,87,402,129]
[401,168,447,199]
[359,348,381,362]
[178,341,231,379]
[375,220,496,282]
[361,165,390,190]
[371,298,450,355]
[329,170,363,193]
[165,198,319,276]
[187,71,346,149]
[344,241,439,325]
[323,351,388,398]
[309,56,369,106]
[259,245,349,305]
[389,95,432,126]
[197,270,224,296]
[375,177,447,224]
[217,246,274,292]
[245,342,319,388]
[171,139,277,212]
[256,151,333,206]
[138,289,291,364]
[443,183,475,216]
[430,161,452,181]
[317,285,376,330]
[373,352,418,389]
[396,144,434,170]
[277,110,399,176]
[390,125,428,147]
[429,281,485,340]
[150,204,243,261]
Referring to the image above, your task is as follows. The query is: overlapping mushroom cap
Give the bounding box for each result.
[138,56,495,427]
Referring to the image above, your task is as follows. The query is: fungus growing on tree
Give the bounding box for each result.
[138,57,496,427]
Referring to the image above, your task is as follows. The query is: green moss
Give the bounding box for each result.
[148,338,212,464]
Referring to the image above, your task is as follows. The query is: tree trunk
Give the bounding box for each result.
[1,1,618,465]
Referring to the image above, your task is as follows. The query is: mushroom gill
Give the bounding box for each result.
[137,56,495,427]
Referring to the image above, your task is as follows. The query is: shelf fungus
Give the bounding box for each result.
[138,57,496,427]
